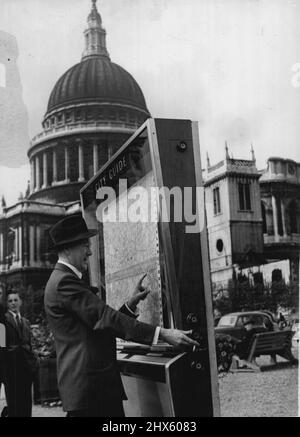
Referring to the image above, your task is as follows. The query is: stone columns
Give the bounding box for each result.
[29,225,35,264]
[14,226,22,262]
[272,195,279,239]
[18,226,22,264]
[30,160,35,192]
[15,227,19,261]
[36,226,41,263]
[64,145,70,182]
[0,233,3,265]
[281,200,287,237]
[78,143,84,181]
[93,143,99,175]
[52,149,57,184]
[23,222,29,267]
[35,156,40,190]
[42,152,48,188]
[108,145,113,160]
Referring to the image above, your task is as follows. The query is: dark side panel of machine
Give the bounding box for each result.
[153,119,214,415]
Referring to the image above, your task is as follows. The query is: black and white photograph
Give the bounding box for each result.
[0,0,299,419]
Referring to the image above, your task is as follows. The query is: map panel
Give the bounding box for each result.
[102,171,163,326]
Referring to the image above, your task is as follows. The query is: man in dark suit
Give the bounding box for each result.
[4,291,37,417]
[45,215,198,417]
[0,284,5,322]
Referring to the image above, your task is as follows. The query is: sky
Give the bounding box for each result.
[0,0,300,205]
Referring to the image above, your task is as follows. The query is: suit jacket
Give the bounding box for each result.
[44,262,156,412]
[4,311,37,378]
[0,303,5,324]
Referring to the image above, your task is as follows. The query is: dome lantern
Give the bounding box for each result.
[82,0,110,61]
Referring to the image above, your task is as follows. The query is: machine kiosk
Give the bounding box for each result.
[80,118,220,417]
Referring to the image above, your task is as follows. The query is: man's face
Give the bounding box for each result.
[7,293,22,314]
[68,239,92,273]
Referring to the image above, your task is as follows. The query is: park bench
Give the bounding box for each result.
[231,330,298,372]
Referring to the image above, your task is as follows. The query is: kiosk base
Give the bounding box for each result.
[117,343,214,417]
[122,377,173,417]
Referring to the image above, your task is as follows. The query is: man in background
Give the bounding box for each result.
[4,291,37,417]
[0,284,5,322]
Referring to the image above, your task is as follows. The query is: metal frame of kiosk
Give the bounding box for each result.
[80,118,220,417]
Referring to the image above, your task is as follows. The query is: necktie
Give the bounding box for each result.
[16,314,22,331]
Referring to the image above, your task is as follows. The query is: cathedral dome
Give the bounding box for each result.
[28,0,150,205]
[46,56,149,116]
[44,0,149,121]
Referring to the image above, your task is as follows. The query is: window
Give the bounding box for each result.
[238,182,251,211]
[213,187,221,215]
[240,315,262,326]
[276,197,283,236]
[262,316,273,330]
[288,163,295,175]
[236,317,244,327]
[289,200,298,233]
[216,239,224,253]
[7,228,16,264]
[261,202,267,233]
[217,315,237,327]
[87,110,93,119]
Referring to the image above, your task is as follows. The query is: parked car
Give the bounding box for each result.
[215,311,279,341]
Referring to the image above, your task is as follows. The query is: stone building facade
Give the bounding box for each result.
[204,145,264,289]
[260,157,300,285]
[205,150,300,291]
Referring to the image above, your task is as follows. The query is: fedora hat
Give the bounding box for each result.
[49,215,98,249]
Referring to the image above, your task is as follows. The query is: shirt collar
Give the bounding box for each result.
[58,259,83,279]
[9,310,21,319]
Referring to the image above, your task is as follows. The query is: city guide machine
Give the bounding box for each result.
[80,118,220,417]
